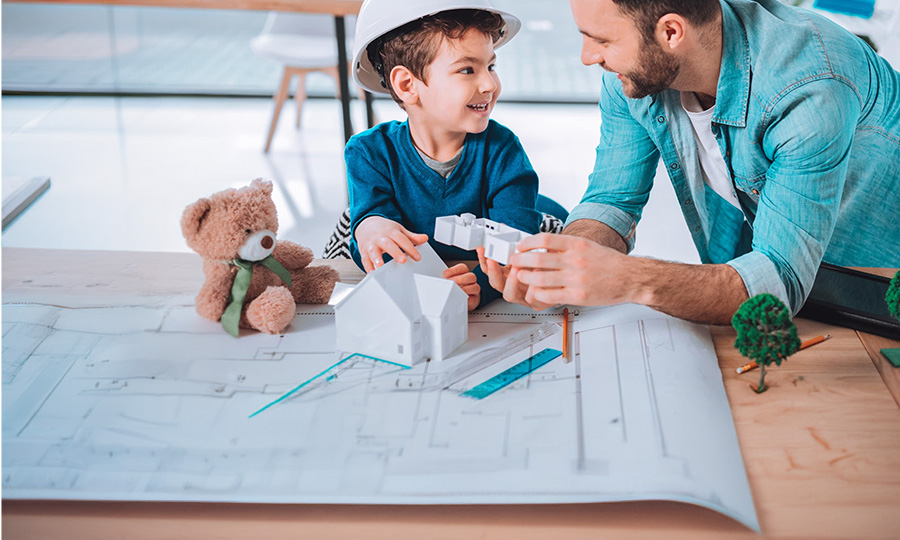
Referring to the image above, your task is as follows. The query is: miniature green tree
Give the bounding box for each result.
[883,271,900,368]
[887,270,900,322]
[732,293,801,393]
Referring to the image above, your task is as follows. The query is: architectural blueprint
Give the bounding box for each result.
[2,289,759,531]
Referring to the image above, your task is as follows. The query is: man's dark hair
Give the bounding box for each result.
[611,0,721,41]
[367,9,505,105]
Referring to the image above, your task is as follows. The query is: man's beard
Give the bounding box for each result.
[620,39,680,98]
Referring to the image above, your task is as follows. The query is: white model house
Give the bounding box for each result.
[329,243,468,367]
[434,213,531,265]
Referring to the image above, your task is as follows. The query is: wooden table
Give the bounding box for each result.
[3,247,900,539]
[6,0,372,144]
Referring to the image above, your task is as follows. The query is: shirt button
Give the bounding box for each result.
[670,162,680,170]
[684,199,693,206]
[657,116,666,123]
[693,226,702,232]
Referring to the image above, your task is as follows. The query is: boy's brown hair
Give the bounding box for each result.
[367,9,505,105]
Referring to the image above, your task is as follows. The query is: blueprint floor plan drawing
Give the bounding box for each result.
[2,287,759,532]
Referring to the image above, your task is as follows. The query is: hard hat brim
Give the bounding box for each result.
[352,5,521,95]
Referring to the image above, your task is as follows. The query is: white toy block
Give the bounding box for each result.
[433,214,531,264]
[434,213,484,251]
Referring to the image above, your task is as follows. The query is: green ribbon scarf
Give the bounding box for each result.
[221,255,293,337]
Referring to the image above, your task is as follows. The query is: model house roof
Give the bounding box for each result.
[414,274,459,317]
[331,243,451,317]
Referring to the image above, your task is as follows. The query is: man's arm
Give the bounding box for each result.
[565,220,749,322]
[561,71,660,254]
[622,255,748,325]
[727,79,859,314]
[507,221,748,325]
[563,218,627,254]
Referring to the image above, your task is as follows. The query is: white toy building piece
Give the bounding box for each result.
[433,213,531,265]
[329,243,468,367]
[434,213,484,250]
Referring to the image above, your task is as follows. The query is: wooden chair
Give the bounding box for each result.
[251,12,358,152]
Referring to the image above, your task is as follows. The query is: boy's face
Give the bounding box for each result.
[414,28,500,136]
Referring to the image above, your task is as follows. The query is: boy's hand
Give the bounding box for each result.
[355,216,429,273]
[476,246,513,293]
[444,263,481,311]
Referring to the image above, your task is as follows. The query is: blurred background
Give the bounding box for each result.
[2,1,604,100]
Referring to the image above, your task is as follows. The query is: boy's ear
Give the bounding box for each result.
[390,65,419,106]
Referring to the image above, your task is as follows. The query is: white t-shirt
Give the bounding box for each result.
[680,91,742,210]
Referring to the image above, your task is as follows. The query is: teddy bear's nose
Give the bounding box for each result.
[238,229,277,261]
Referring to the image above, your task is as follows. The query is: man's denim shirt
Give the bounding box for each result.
[567,0,900,314]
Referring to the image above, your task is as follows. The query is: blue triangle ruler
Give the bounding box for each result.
[461,348,562,400]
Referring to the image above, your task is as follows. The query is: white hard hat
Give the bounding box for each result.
[352,0,521,94]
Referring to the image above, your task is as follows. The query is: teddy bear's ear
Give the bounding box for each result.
[180,198,211,241]
[250,178,274,196]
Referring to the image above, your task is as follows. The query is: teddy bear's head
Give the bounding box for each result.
[181,178,281,261]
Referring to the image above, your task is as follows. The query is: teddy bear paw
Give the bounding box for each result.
[245,286,296,334]
[290,266,340,304]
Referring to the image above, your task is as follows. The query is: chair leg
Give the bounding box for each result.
[294,72,307,128]
[324,65,342,101]
[320,64,378,127]
[265,66,295,153]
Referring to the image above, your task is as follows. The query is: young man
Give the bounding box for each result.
[347,0,562,309]
[484,0,900,324]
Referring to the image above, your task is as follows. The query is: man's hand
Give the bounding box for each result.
[477,220,629,311]
[508,232,748,324]
[443,263,481,311]
[354,216,429,273]
[477,219,748,323]
[476,246,555,311]
[509,233,638,307]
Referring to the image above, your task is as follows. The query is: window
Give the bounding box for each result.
[2,1,604,102]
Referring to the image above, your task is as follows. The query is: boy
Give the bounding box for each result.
[347,0,559,310]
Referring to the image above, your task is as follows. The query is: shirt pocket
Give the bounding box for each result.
[731,171,767,204]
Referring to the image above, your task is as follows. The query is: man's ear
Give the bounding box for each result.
[656,13,687,50]
[390,65,420,107]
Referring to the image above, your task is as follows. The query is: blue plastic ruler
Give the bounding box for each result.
[461,348,562,399]
[249,353,409,418]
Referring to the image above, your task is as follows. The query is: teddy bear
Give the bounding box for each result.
[181,178,338,336]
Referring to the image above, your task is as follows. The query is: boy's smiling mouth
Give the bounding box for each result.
[467,103,490,112]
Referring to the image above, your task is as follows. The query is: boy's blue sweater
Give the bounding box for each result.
[346,119,542,307]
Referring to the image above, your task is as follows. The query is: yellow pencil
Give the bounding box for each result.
[562,307,570,361]
[736,334,831,374]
